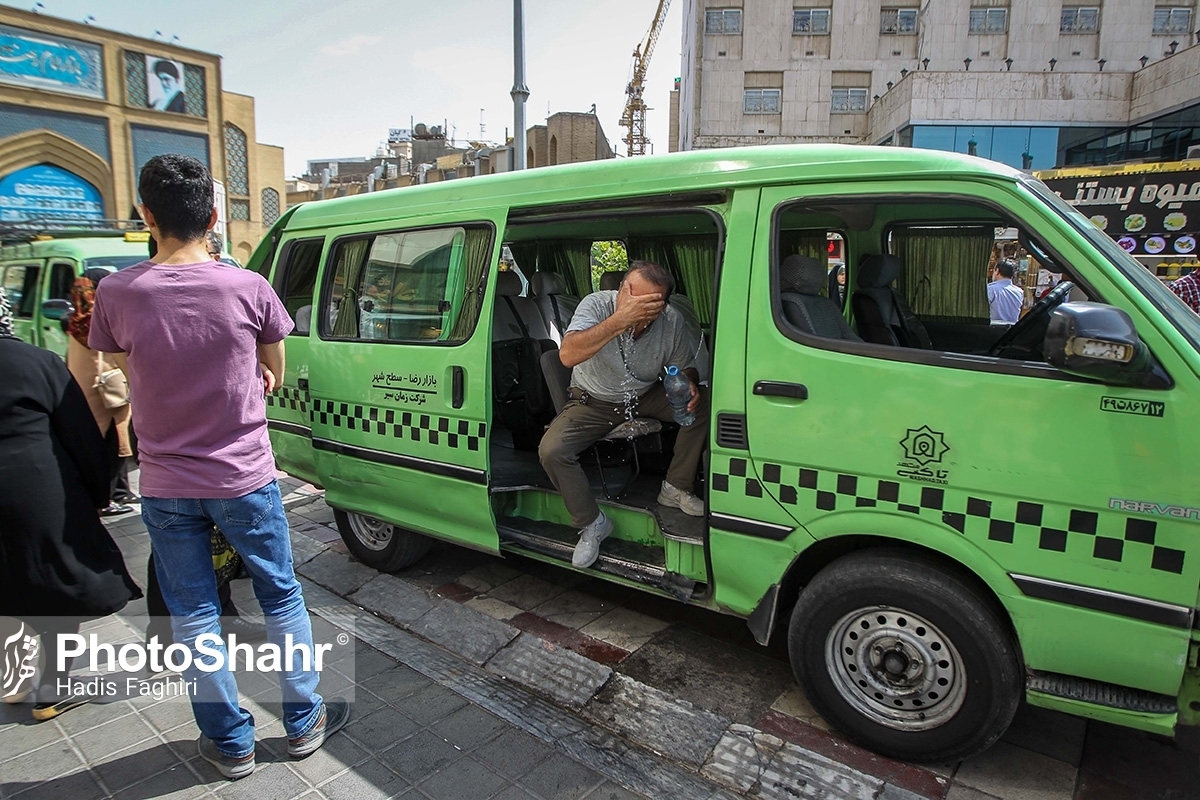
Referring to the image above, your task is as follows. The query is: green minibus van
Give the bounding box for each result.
[252,144,1200,762]
[0,226,151,357]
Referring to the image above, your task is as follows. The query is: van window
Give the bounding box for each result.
[273,238,324,336]
[3,265,40,318]
[323,225,492,344]
[779,227,848,308]
[774,196,1099,365]
[48,262,75,301]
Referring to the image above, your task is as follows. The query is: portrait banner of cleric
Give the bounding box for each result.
[145,55,187,114]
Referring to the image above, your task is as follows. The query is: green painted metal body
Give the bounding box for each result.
[0,235,149,358]
[257,145,1200,739]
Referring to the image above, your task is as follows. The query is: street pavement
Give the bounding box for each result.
[2,472,1197,799]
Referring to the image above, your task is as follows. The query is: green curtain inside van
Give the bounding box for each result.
[892,227,992,323]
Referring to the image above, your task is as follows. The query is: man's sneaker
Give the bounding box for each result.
[288,697,350,758]
[657,481,705,517]
[571,511,613,569]
[197,735,255,780]
[31,696,88,721]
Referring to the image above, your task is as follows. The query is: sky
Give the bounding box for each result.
[3,0,684,176]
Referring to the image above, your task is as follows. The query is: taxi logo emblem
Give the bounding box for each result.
[899,425,950,467]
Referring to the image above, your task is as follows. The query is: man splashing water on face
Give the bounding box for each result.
[538,261,709,569]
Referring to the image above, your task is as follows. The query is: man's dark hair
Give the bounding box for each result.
[995,259,1017,279]
[139,154,213,242]
[152,60,179,80]
[626,260,675,302]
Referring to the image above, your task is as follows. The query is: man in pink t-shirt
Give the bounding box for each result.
[90,154,347,779]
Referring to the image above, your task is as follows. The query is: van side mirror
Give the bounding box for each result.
[1044,303,1171,389]
[41,298,74,321]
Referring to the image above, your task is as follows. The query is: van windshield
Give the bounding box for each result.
[1024,177,1200,354]
[83,255,146,271]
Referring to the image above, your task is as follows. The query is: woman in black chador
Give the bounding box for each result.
[0,287,141,720]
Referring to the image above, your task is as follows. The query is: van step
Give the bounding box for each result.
[498,517,696,601]
[1027,670,1177,714]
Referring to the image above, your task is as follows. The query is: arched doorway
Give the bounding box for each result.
[0,129,116,220]
[0,163,104,225]
[549,135,558,165]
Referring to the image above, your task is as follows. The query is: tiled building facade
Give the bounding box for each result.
[0,7,285,262]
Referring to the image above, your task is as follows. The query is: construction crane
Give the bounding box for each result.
[619,0,672,157]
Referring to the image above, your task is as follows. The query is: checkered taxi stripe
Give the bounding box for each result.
[265,386,308,415]
[712,458,1186,575]
[267,387,486,451]
[311,400,486,451]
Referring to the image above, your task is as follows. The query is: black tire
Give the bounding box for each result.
[788,549,1022,763]
[332,509,432,572]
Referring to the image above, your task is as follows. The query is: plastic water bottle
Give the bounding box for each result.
[663,365,696,427]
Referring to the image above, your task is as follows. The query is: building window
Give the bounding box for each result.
[705,9,742,34]
[881,8,917,34]
[1060,6,1099,32]
[831,87,868,113]
[744,89,782,114]
[223,123,249,196]
[183,64,208,117]
[229,199,250,221]
[262,188,280,226]
[1152,6,1192,33]
[969,7,1008,33]
[793,8,832,34]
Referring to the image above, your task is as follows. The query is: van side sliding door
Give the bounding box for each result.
[264,236,325,485]
[308,215,500,554]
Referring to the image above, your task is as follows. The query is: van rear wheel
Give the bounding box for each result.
[787,549,1021,763]
[333,509,432,572]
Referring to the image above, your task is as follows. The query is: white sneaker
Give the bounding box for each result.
[572,511,613,569]
[657,481,705,516]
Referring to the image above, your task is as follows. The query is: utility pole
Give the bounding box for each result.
[511,0,529,170]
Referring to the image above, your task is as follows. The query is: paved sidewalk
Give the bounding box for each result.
[5,474,1197,800]
[0,481,693,800]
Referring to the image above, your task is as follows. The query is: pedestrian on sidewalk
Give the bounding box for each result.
[64,270,139,515]
[89,154,347,780]
[0,286,142,721]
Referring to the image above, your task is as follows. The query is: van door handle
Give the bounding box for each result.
[451,366,464,408]
[753,381,808,400]
[297,378,309,391]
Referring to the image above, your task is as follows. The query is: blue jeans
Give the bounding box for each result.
[141,480,323,758]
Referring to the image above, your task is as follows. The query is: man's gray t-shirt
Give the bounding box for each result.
[566,290,697,404]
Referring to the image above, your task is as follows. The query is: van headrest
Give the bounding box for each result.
[858,254,903,289]
[598,271,626,292]
[530,272,568,296]
[496,271,523,297]
[779,255,825,296]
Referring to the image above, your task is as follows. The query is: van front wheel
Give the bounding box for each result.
[333,509,432,572]
[787,550,1021,763]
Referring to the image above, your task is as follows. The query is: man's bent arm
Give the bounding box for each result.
[559,315,629,368]
[257,340,285,393]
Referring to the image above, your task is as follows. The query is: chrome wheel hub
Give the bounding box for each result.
[825,605,966,731]
[347,513,393,552]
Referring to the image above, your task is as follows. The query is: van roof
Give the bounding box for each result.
[284,144,1026,232]
[1,235,150,261]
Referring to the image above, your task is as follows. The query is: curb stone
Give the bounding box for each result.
[294,526,949,799]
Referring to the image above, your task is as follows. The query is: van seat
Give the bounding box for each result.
[530,272,580,345]
[493,270,554,450]
[852,254,932,349]
[493,271,551,342]
[779,255,861,342]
